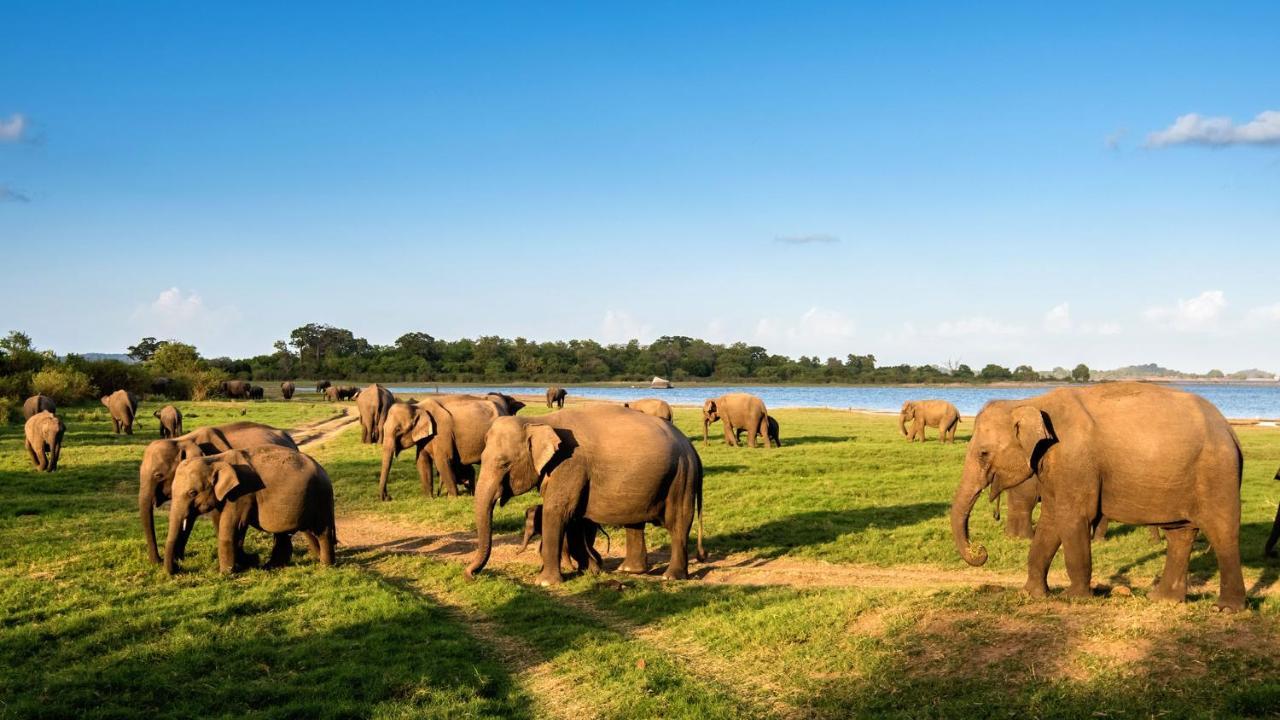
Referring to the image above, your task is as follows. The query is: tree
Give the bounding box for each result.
[148,342,204,375]
[1,331,34,354]
[979,364,1013,380]
[1013,365,1039,381]
[127,337,165,362]
[953,364,975,379]
[1071,363,1091,383]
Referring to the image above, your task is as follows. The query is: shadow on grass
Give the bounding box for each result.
[710,504,950,559]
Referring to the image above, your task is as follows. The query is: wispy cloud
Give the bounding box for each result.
[131,288,241,338]
[1146,110,1280,148]
[0,186,30,203]
[774,233,839,245]
[1043,302,1122,336]
[600,309,653,344]
[1143,290,1226,331]
[1104,128,1127,151]
[0,113,27,142]
[935,316,1023,338]
[755,306,854,356]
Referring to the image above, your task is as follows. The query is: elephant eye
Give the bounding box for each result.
[187,490,198,498]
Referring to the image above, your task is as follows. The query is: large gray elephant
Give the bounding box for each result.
[623,398,673,422]
[702,393,771,448]
[22,394,56,419]
[899,400,961,443]
[357,384,395,444]
[377,395,511,500]
[951,383,1245,611]
[138,421,297,564]
[164,446,336,575]
[218,380,252,400]
[24,411,65,472]
[101,389,139,434]
[153,405,183,438]
[280,381,296,400]
[467,405,704,585]
[546,386,567,409]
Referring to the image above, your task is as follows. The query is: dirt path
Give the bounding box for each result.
[290,408,359,447]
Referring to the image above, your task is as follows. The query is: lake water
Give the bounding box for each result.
[349,382,1280,420]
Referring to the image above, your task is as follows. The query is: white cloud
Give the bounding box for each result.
[1245,303,1280,327]
[130,288,241,340]
[1143,290,1226,331]
[1044,303,1072,333]
[0,113,26,142]
[774,233,839,245]
[1146,110,1280,148]
[935,317,1023,337]
[754,306,855,356]
[599,309,653,344]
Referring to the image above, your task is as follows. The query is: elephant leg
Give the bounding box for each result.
[1150,526,1196,603]
[664,518,691,581]
[268,533,294,569]
[1059,513,1094,599]
[1091,515,1109,542]
[217,515,239,574]
[456,463,477,494]
[1024,516,1062,598]
[1148,526,1164,544]
[584,524,603,574]
[25,440,39,469]
[1265,502,1280,559]
[303,531,321,557]
[537,508,567,586]
[723,423,737,447]
[415,449,434,498]
[436,459,461,498]
[619,524,650,574]
[1199,519,1245,612]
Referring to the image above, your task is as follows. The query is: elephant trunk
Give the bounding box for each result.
[378,437,398,501]
[950,456,990,566]
[48,440,61,472]
[164,503,196,575]
[140,485,161,563]
[898,410,908,436]
[702,418,710,447]
[465,470,503,578]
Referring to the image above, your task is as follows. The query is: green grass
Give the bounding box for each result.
[3,399,1280,718]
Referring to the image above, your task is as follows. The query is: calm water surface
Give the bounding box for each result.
[347,382,1280,420]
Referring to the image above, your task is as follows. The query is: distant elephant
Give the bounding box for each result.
[164,446,336,575]
[151,377,173,396]
[316,380,332,396]
[101,389,140,434]
[467,405,704,585]
[486,392,525,415]
[357,383,395,444]
[521,504,604,574]
[1266,466,1280,559]
[899,400,961,443]
[951,383,1245,611]
[218,380,252,400]
[323,386,340,402]
[249,386,265,400]
[623,398,673,422]
[338,386,361,400]
[735,414,780,447]
[154,405,184,438]
[138,421,297,564]
[377,394,513,500]
[280,381,296,400]
[24,411,65,472]
[22,394,56,419]
[703,393,772,448]
[546,386,567,409]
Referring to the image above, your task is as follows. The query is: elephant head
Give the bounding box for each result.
[898,401,916,436]
[702,399,720,446]
[140,438,207,563]
[951,402,1053,566]
[467,418,563,578]
[487,392,525,415]
[378,402,438,499]
[164,453,244,574]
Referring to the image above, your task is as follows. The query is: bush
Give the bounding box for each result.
[188,368,229,401]
[0,396,17,425]
[0,371,33,401]
[31,366,97,405]
[65,357,152,396]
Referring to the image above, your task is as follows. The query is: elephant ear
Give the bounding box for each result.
[409,408,437,443]
[703,399,717,416]
[212,463,242,501]
[1012,406,1053,458]
[527,424,562,476]
[177,441,204,462]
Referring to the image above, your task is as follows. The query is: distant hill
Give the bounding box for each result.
[1228,369,1277,380]
[70,353,137,364]
[1094,363,1275,381]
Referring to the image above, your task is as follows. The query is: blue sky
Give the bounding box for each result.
[1,2,1277,371]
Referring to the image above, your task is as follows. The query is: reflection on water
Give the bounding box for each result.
[317,382,1280,419]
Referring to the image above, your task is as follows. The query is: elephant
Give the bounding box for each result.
[164,445,337,575]
[138,421,298,564]
[1266,466,1280,559]
[280,381,296,400]
[101,389,140,434]
[22,394,56,419]
[324,385,359,401]
[338,386,361,400]
[151,376,172,396]
[377,394,513,500]
[623,398,673,422]
[899,400,961,443]
[991,474,1163,543]
[486,392,525,415]
[249,385,265,400]
[546,386,567,409]
[154,405,184,438]
[702,393,772,448]
[951,382,1245,611]
[521,504,605,574]
[218,380,252,400]
[735,415,780,447]
[24,411,65,472]
[467,405,705,585]
[316,380,332,396]
[323,386,340,402]
[357,384,395,444]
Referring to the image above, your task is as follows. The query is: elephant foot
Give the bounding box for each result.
[537,570,564,586]
[380,491,392,502]
[1063,584,1093,600]
[1213,596,1245,613]
[1023,579,1049,598]
[662,567,688,581]
[618,561,649,574]
[1149,583,1186,604]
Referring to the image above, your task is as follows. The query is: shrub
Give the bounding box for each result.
[65,357,152,396]
[0,371,33,401]
[188,368,229,401]
[0,396,17,425]
[31,366,97,405]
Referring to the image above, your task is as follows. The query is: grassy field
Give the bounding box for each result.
[2,398,1279,719]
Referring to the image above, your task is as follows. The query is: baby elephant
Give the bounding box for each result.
[25,411,66,472]
[735,415,781,447]
[165,446,337,575]
[154,405,183,438]
[521,504,605,575]
[249,386,265,400]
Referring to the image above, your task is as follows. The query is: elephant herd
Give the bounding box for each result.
[15,380,1279,610]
